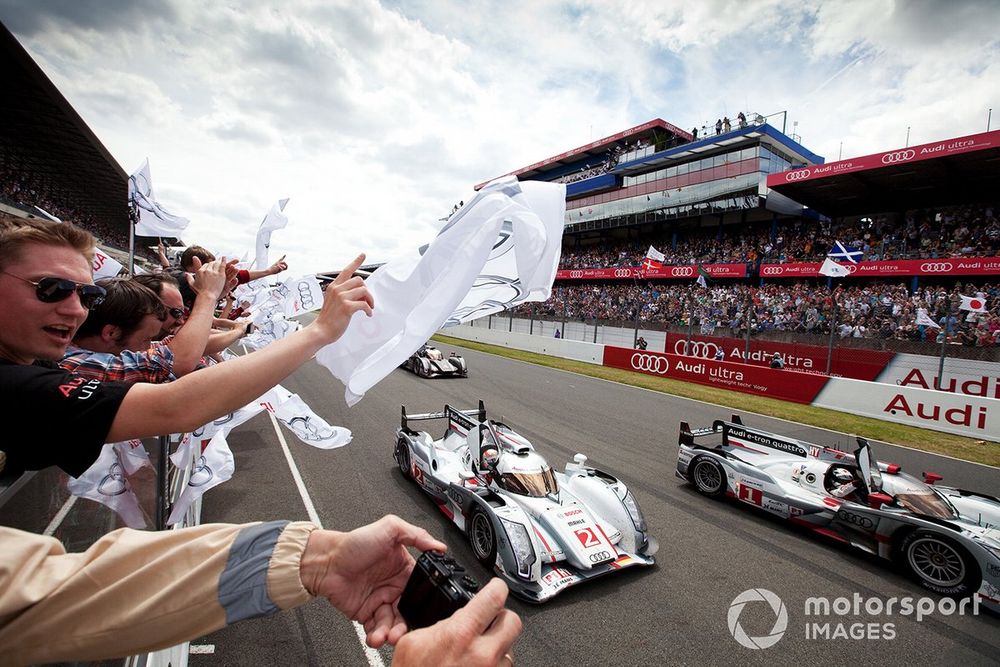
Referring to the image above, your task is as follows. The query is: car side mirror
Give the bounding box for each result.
[867,492,893,509]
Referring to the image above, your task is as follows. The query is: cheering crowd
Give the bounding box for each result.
[516,280,1000,347]
[0,216,521,665]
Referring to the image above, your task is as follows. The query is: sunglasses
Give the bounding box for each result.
[165,306,184,320]
[2,271,106,309]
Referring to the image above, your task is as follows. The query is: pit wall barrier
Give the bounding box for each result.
[441,325,1000,443]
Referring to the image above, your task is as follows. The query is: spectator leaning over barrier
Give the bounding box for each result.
[133,272,188,336]
[0,218,521,664]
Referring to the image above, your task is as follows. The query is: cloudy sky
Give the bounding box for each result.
[1,0,997,275]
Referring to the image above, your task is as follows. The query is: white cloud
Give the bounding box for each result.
[1,0,997,276]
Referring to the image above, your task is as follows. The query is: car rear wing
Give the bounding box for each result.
[680,415,815,458]
[401,400,487,433]
[678,414,742,447]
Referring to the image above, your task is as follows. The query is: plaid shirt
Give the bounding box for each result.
[59,343,176,384]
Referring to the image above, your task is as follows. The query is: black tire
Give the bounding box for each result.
[468,506,497,568]
[896,531,981,597]
[689,457,727,498]
[395,438,412,479]
[417,360,430,378]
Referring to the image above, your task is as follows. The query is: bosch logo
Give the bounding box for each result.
[784,169,811,182]
[839,511,874,530]
[614,268,632,278]
[919,262,953,273]
[631,352,670,375]
[670,266,695,278]
[673,340,720,358]
[761,266,784,276]
[881,149,916,164]
[570,270,583,279]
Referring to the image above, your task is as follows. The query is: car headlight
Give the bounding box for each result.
[621,490,647,532]
[499,517,536,579]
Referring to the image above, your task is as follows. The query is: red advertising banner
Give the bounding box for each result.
[759,257,1000,278]
[602,346,830,404]
[766,129,1000,188]
[556,263,748,281]
[662,333,893,381]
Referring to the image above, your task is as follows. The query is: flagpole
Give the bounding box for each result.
[826,285,838,375]
[935,299,954,390]
[127,193,137,277]
[684,284,694,354]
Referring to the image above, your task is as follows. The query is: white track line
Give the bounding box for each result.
[266,410,386,667]
[456,343,999,470]
[43,494,78,536]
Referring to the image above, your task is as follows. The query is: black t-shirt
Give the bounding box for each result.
[0,360,132,477]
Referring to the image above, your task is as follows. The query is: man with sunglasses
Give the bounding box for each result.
[0,218,521,664]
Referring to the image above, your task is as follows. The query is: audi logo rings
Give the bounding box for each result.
[761,266,784,276]
[570,270,584,278]
[631,352,670,374]
[614,268,632,278]
[919,262,953,273]
[297,281,316,309]
[673,340,720,358]
[670,266,694,278]
[881,149,915,164]
[839,511,874,530]
[784,169,811,182]
[588,550,612,563]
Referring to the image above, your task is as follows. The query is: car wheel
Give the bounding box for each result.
[896,531,981,597]
[468,506,497,567]
[395,438,412,479]
[419,360,431,378]
[690,457,727,498]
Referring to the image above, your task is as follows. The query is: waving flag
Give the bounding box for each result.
[696,265,711,288]
[68,442,150,529]
[274,394,352,449]
[916,308,941,328]
[959,295,987,312]
[642,246,665,271]
[128,159,190,237]
[819,256,851,277]
[317,176,565,405]
[254,198,290,270]
[829,240,862,264]
[92,247,124,280]
[167,432,235,525]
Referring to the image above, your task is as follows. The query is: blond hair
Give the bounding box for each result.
[0,217,95,270]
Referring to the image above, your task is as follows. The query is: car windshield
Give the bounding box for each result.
[425,348,443,360]
[499,467,558,497]
[895,492,956,519]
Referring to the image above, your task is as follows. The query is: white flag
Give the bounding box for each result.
[645,246,666,263]
[92,247,124,280]
[68,443,149,529]
[128,159,190,237]
[167,432,235,525]
[254,199,290,270]
[818,257,851,278]
[281,275,325,317]
[916,308,940,328]
[317,176,565,405]
[274,394,352,449]
[959,295,987,312]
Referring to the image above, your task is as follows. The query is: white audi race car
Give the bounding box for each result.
[677,416,1000,611]
[395,402,657,602]
[401,344,468,378]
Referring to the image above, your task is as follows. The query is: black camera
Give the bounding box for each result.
[398,551,480,630]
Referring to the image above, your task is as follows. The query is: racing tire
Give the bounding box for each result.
[395,438,412,479]
[418,360,431,378]
[468,506,497,568]
[895,531,981,597]
[689,457,727,498]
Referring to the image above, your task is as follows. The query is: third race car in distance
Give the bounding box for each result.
[395,401,657,602]
[400,344,468,378]
[676,415,1000,611]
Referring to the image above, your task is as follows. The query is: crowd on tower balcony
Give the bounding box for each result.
[558,203,1000,270]
[513,280,1000,347]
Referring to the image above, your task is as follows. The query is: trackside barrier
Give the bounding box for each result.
[442,325,1000,442]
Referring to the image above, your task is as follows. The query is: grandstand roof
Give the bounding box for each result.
[0,23,129,229]
[766,129,1000,217]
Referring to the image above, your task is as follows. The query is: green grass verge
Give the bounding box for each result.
[433,334,1000,468]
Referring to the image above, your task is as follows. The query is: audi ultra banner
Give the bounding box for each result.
[555,263,748,281]
[766,129,1000,188]
[759,257,1000,278]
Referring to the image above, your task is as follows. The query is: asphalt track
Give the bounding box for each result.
[193,341,1000,667]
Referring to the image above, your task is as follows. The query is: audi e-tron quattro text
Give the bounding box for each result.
[677,416,1000,610]
[395,401,657,602]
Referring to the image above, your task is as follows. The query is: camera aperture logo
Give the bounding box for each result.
[727,588,788,649]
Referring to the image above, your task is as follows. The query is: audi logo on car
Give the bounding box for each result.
[670,266,695,278]
[761,266,784,276]
[919,262,954,273]
[673,340,720,358]
[569,270,584,279]
[838,511,875,530]
[630,352,670,374]
[588,551,613,563]
[881,149,916,164]
[784,169,811,182]
[614,268,632,278]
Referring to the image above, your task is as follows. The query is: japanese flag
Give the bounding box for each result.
[959,295,987,312]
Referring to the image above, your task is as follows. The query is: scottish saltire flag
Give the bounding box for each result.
[254,198,290,270]
[317,176,565,406]
[819,256,851,277]
[128,159,190,237]
[829,240,863,264]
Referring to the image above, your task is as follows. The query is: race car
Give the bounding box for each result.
[676,416,1000,610]
[401,344,467,378]
[395,401,657,602]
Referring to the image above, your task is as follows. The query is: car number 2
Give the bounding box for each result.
[574,527,600,548]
